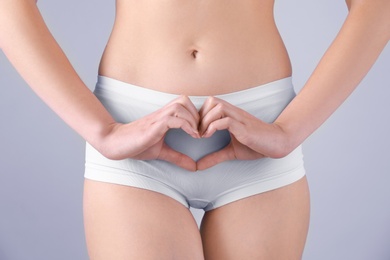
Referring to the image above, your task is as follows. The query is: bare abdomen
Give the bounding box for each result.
[99,0,291,95]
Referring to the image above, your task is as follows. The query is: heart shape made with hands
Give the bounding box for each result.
[164,128,231,162]
[159,96,270,171]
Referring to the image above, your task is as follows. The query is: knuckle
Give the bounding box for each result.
[224,117,233,124]
[215,102,227,117]
[193,109,200,120]
[206,96,217,105]
[171,102,182,110]
[216,103,223,112]
[208,121,217,131]
[177,95,190,105]
[208,123,218,132]
[173,111,180,118]
[178,94,188,101]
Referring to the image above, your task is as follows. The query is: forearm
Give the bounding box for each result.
[0,0,116,151]
[275,0,390,151]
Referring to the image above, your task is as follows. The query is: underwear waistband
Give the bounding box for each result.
[95,76,295,108]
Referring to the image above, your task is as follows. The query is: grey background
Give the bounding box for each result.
[0,1,389,259]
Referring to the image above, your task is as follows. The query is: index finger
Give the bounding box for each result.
[169,95,200,123]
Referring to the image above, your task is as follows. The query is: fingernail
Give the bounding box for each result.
[193,129,200,138]
[200,129,207,138]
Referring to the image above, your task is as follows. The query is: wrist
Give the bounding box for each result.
[90,122,123,160]
[271,122,299,158]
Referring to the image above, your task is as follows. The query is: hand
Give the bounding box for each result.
[197,97,291,170]
[99,95,200,171]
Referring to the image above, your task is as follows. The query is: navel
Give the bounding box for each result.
[191,49,198,59]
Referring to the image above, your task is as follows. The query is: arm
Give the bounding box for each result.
[275,0,390,153]
[0,0,199,170]
[0,0,116,153]
[197,0,389,169]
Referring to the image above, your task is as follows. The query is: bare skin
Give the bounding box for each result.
[99,0,291,96]
[200,177,310,259]
[0,0,389,259]
[84,177,310,260]
[83,180,205,260]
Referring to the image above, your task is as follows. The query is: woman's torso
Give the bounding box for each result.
[98,0,291,96]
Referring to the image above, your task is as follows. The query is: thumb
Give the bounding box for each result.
[158,143,197,171]
[196,143,236,171]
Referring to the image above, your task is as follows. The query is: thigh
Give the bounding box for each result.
[83,179,204,260]
[200,176,310,260]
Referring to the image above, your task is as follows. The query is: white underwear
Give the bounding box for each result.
[84,76,305,211]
